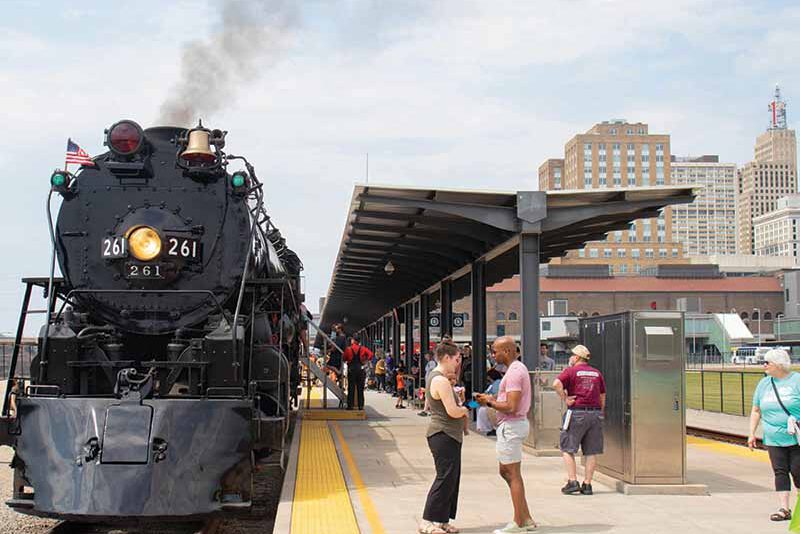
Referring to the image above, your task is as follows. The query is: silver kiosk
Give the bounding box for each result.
[581,311,687,486]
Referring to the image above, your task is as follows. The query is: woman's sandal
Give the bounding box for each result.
[418,522,446,534]
[770,508,791,521]
[441,523,459,533]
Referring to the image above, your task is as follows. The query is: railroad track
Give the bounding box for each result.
[686,425,764,449]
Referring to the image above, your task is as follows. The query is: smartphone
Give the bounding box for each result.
[466,399,480,409]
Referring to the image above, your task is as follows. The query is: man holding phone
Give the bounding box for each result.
[475,336,536,533]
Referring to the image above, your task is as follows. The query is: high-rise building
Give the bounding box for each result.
[538,158,564,190]
[670,155,737,256]
[543,120,685,274]
[753,194,800,262]
[737,86,798,254]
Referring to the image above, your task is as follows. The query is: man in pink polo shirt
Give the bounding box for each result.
[475,336,536,533]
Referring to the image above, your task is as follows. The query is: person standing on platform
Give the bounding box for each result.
[375,356,387,392]
[420,341,469,534]
[419,351,438,416]
[475,336,536,533]
[342,334,373,410]
[553,344,605,496]
[539,344,555,371]
[748,349,800,522]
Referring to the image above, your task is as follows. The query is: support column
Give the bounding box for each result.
[441,279,453,340]
[405,302,414,368]
[519,233,541,370]
[471,260,487,396]
[392,309,402,364]
[383,315,390,356]
[419,292,430,385]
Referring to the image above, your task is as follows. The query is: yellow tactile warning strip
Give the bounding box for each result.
[291,420,360,534]
[687,435,770,464]
[332,422,386,534]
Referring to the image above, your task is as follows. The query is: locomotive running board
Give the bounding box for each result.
[299,357,346,403]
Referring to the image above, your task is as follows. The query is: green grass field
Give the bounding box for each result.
[683,367,800,416]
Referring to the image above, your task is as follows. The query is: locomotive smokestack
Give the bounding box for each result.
[158,0,298,126]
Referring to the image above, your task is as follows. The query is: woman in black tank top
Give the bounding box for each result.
[419,342,469,534]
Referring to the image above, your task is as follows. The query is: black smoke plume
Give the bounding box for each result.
[159,0,298,126]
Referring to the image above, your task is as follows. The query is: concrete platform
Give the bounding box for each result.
[277,389,792,534]
[686,408,762,438]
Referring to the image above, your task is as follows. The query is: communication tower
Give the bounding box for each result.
[769,84,787,130]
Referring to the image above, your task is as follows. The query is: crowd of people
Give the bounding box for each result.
[313,328,610,533]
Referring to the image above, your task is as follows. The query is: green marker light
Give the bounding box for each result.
[232,173,246,188]
[51,173,66,187]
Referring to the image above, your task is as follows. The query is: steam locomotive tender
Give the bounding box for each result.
[1,120,304,520]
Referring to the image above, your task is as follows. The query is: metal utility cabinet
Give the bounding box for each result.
[581,311,686,485]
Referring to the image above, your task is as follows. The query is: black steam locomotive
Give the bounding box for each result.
[0,120,304,520]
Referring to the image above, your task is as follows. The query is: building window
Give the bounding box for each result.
[619,263,628,274]
[584,143,592,150]
[740,312,749,320]
[645,248,654,258]
[578,249,585,258]
[659,249,667,258]
[627,143,635,150]
[590,248,599,258]
[655,143,664,152]
[764,311,772,320]
[603,248,612,258]
[610,128,617,135]
[672,248,678,257]
[627,128,633,135]
[632,249,640,258]
[548,299,568,315]
[752,310,760,320]
[497,311,506,321]
[617,249,626,258]
[496,324,506,336]
[508,312,518,321]
[463,312,470,320]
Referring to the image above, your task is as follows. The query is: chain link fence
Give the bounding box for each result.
[685,370,763,416]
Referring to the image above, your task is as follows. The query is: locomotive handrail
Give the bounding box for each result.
[53,289,232,328]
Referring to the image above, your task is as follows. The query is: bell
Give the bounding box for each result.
[180,128,215,164]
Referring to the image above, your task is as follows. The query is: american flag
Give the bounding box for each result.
[65,139,96,167]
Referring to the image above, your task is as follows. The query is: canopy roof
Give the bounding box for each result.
[320,184,697,333]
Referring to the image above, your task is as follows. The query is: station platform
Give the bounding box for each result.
[276,388,794,534]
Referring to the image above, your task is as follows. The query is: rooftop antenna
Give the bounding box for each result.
[769,83,787,130]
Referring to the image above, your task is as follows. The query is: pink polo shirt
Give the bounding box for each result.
[496,360,531,424]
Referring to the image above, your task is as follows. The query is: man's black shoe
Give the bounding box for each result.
[561,480,581,495]
[580,482,593,495]
[486,430,497,436]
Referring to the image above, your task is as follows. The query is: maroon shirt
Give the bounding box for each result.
[557,362,606,408]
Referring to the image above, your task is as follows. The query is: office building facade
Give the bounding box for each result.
[543,120,685,274]
[670,155,737,256]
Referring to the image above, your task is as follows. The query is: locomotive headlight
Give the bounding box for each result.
[128,226,162,261]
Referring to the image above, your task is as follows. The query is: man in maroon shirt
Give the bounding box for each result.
[343,334,373,410]
[552,344,606,496]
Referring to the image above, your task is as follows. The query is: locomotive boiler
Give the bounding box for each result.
[0,120,304,520]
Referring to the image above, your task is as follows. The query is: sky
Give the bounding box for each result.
[1,0,799,335]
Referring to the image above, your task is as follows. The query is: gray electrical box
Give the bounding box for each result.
[580,311,686,485]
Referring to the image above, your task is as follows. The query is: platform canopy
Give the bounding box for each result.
[319,184,696,334]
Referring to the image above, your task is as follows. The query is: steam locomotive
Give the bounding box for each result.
[0,120,304,520]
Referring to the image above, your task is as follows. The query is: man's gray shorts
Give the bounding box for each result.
[559,410,603,455]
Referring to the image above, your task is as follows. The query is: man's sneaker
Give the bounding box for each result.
[493,522,527,534]
[580,482,593,495]
[561,480,581,494]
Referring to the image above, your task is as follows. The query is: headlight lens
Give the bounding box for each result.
[128,226,162,261]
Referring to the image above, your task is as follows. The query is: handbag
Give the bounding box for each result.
[770,378,800,443]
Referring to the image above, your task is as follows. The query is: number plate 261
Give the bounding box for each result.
[166,237,202,261]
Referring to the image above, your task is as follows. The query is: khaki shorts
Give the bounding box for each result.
[496,419,530,465]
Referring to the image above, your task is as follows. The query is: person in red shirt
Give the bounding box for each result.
[553,344,606,496]
[342,334,373,410]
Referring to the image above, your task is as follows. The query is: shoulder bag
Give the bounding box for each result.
[770,377,800,443]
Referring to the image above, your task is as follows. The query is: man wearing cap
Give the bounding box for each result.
[552,344,606,495]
